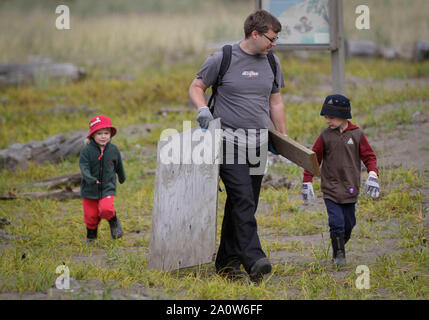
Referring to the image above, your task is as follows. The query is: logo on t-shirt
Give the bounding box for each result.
[242,71,259,78]
[347,138,354,145]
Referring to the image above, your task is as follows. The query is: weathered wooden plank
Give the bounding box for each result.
[148,119,222,271]
[268,128,320,175]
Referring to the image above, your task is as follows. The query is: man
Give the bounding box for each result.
[188,10,287,283]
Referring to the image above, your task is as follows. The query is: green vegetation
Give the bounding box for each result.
[0,0,428,300]
[1,54,428,298]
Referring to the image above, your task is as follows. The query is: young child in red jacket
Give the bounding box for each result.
[302,94,380,267]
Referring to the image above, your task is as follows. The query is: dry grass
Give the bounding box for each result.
[0,3,251,73]
[343,0,429,48]
[1,0,428,74]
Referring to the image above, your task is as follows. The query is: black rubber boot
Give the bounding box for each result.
[344,231,351,244]
[249,257,272,284]
[108,214,123,239]
[331,234,346,267]
[86,228,98,244]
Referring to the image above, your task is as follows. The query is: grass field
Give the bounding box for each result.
[1,0,428,73]
[0,0,428,300]
[1,54,428,299]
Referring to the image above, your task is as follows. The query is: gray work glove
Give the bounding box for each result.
[365,171,380,199]
[302,182,315,205]
[196,106,214,131]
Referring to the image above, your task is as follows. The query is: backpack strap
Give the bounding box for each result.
[267,50,278,89]
[207,46,278,113]
[208,44,232,113]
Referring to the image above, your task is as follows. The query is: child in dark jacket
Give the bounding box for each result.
[302,94,380,267]
[79,115,126,243]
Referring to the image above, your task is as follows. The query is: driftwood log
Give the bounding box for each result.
[0,186,80,201]
[0,61,85,86]
[413,40,429,61]
[0,173,82,201]
[0,130,86,171]
[345,40,377,58]
[0,123,156,172]
[31,173,82,190]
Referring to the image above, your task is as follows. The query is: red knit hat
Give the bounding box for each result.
[87,115,117,138]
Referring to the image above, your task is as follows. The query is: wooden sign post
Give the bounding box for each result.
[257,0,346,94]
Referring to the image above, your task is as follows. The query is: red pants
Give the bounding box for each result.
[83,196,115,230]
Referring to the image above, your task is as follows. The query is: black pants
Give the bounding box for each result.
[215,141,266,274]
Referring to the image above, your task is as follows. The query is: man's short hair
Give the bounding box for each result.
[244,10,282,38]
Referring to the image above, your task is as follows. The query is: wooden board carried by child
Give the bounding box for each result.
[269,128,320,175]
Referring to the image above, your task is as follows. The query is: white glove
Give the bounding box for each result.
[302,182,315,205]
[364,171,380,199]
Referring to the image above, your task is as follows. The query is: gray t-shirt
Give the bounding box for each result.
[196,42,285,130]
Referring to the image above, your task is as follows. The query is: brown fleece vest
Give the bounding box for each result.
[320,127,363,204]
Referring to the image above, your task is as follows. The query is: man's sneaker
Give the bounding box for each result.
[216,259,247,280]
[216,265,247,281]
[86,228,97,244]
[249,258,272,283]
[108,215,123,239]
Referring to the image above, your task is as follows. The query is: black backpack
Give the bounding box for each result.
[207,44,279,114]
